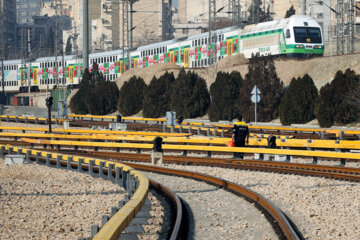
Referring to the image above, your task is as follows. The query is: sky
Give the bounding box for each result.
[172,0,178,7]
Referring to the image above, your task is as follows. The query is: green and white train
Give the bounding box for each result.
[1,15,323,93]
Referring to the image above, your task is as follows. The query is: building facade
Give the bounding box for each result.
[1,0,17,58]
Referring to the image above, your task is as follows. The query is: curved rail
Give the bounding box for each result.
[125,162,301,240]
[149,179,183,240]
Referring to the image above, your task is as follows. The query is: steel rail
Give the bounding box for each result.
[124,162,301,240]
[148,179,183,240]
[41,149,360,182]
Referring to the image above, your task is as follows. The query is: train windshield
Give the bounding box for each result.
[293,27,322,44]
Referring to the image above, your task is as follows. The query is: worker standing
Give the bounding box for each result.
[231,115,249,159]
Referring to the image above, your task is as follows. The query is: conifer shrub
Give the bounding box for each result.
[170,69,210,118]
[316,69,360,127]
[208,71,243,122]
[237,54,284,122]
[118,76,146,116]
[70,64,119,115]
[279,74,318,125]
[143,72,175,118]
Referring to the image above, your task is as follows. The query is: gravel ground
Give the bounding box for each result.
[143,171,278,240]
[153,163,360,240]
[0,158,126,239]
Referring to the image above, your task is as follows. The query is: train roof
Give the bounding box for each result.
[136,39,177,51]
[3,59,22,65]
[186,26,238,40]
[89,49,124,58]
[35,54,79,62]
[241,15,320,34]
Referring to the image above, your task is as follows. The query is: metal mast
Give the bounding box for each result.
[348,0,355,53]
[83,0,89,71]
[0,5,4,94]
[208,0,216,65]
[233,0,241,27]
[122,0,130,72]
[336,0,344,55]
[55,0,58,85]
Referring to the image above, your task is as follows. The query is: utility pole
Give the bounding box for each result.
[0,5,4,95]
[348,0,355,53]
[60,0,65,100]
[336,0,344,55]
[208,0,216,66]
[83,0,89,71]
[232,0,241,27]
[54,0,58,86]
[122,0,130,72]
[27,29,31,93]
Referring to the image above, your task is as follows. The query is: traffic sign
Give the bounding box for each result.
[251,94,260,103]
[251,85,261,95]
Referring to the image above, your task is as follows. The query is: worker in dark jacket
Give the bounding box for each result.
[231,115,249,159]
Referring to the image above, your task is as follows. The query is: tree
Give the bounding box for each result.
[69,63,119,115]
[316,69,360,127]
[248,0,272,24]
[208,71,243,122]
[143,72,175,118]
[279,74,318,125]
[170,69,210,118]
[285,5,296,18]
[237,54,284,122]
[118,76,146,116]
[65,37,72,55]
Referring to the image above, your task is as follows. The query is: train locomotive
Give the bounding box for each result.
[0,15,324,93]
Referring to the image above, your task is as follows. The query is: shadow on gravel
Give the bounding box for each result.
[178,198,195,240]
[1,190,124,197]
[244,183,270,188]
[173,187,219,194]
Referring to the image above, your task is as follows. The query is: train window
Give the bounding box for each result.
[285,29,290,38]
[201,39,204,45]
[259,32,262,35]
[107,57,110,62]
[151,49,153,55]
[205,38,207,45]
[195,39,197,46]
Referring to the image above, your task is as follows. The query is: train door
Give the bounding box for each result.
[69,66,74,83]
[32,68,38,84]
[134,58,138,68]
[184,48,189,68]
[20,69,26,86]
[227,39,233,56]
[170,51,175,64]
[120,60,124,74]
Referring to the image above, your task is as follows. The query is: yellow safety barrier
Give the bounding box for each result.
[19,138,360,160]
[67,114,166,123]
[4,131,358,150]
[1,144,149,240]
[0,126,190,137]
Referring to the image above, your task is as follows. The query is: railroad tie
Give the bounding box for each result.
[78,158,87,174]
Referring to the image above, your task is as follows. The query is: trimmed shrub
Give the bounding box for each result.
[237,54,284,122]
[208,71,243,121]
[316,69,360,127]
[170,69,210,118]
[70,64,119,115]
[143,72,175,118]
[279,74,318,125]
[118,76,146,116]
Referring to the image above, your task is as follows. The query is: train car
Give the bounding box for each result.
[1,59,21,93]
[0,15,324,94]
[89,50,122,81]
[239,15,324,58]
[137,39,176,68]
